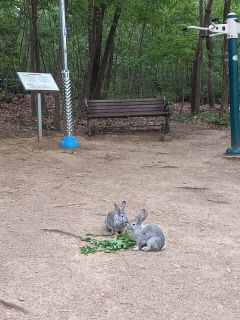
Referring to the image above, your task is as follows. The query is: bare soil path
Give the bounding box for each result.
[0,123,240,320]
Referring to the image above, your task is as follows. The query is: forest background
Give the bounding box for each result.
[0,0,239,123]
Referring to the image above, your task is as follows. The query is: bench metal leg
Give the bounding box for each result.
[87,118,92,136]
[163,116,171,134]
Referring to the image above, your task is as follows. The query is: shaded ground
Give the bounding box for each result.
[0,103,240,320]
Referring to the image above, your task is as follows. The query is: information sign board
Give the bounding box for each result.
[17,72,59,91]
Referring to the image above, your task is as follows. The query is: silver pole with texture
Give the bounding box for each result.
[59,0,78,148]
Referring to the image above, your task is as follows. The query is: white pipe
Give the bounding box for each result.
[187,26,209,31]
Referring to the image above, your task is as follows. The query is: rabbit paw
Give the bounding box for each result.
[132,245,140,251]
[141,246,151,252]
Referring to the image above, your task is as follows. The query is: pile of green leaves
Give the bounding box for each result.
[80,231,136,255]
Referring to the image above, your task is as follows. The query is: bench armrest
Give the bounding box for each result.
[84,98,89,116]
[164,101,172,116]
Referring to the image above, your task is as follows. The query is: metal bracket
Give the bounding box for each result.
[186,24,228,34]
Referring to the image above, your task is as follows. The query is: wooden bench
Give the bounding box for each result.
[84,97,171,136]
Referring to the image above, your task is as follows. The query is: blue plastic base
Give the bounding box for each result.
[61,136,79,148]
[226,147,240,154]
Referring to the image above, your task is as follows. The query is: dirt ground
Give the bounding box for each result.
[0,120,240,320]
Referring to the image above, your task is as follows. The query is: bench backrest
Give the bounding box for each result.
[85,98,169,118]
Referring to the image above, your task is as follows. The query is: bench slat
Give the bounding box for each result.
[88,110,167,115]
[88,101,165,107]
[88,98,165,104]
[87,111,168,118]
[88,106,166,112]
[88,104,165,110]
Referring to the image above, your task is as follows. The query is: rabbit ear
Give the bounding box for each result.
[138,209,148,222]
[114,202,121,214]
[121,201,126,211]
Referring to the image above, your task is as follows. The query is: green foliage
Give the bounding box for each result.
[198,112,230,125]
[173,111,230,126]
[80,231,136,255]
[0,0,237,105]
[42,121,52,129]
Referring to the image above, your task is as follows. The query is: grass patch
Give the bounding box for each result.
[173,111,230,126]
[173,113,195,123]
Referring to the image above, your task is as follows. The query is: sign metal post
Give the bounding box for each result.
[17,72,59,142]
[37,92,43,141]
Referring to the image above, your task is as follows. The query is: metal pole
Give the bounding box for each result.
[37,92,42,141]
[226,13,240,154]
[59,0,78,148]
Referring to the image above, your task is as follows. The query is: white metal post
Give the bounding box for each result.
[37,92,42,141]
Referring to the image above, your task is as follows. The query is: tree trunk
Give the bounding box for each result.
[220,0,231,116]
[137,0,149,59]
[89,4,106,99]
[30,0,39,117]
[190,0,204,113]
[104,39,114,94]
[30,0,48,117]
[93,5,121,99]
[205,0,215,108]
[83,4,106,100]
[206,37,215,107]
[132,0,149,97]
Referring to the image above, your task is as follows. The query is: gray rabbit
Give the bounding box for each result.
[105,201,128,235]
[128,209,166,251]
